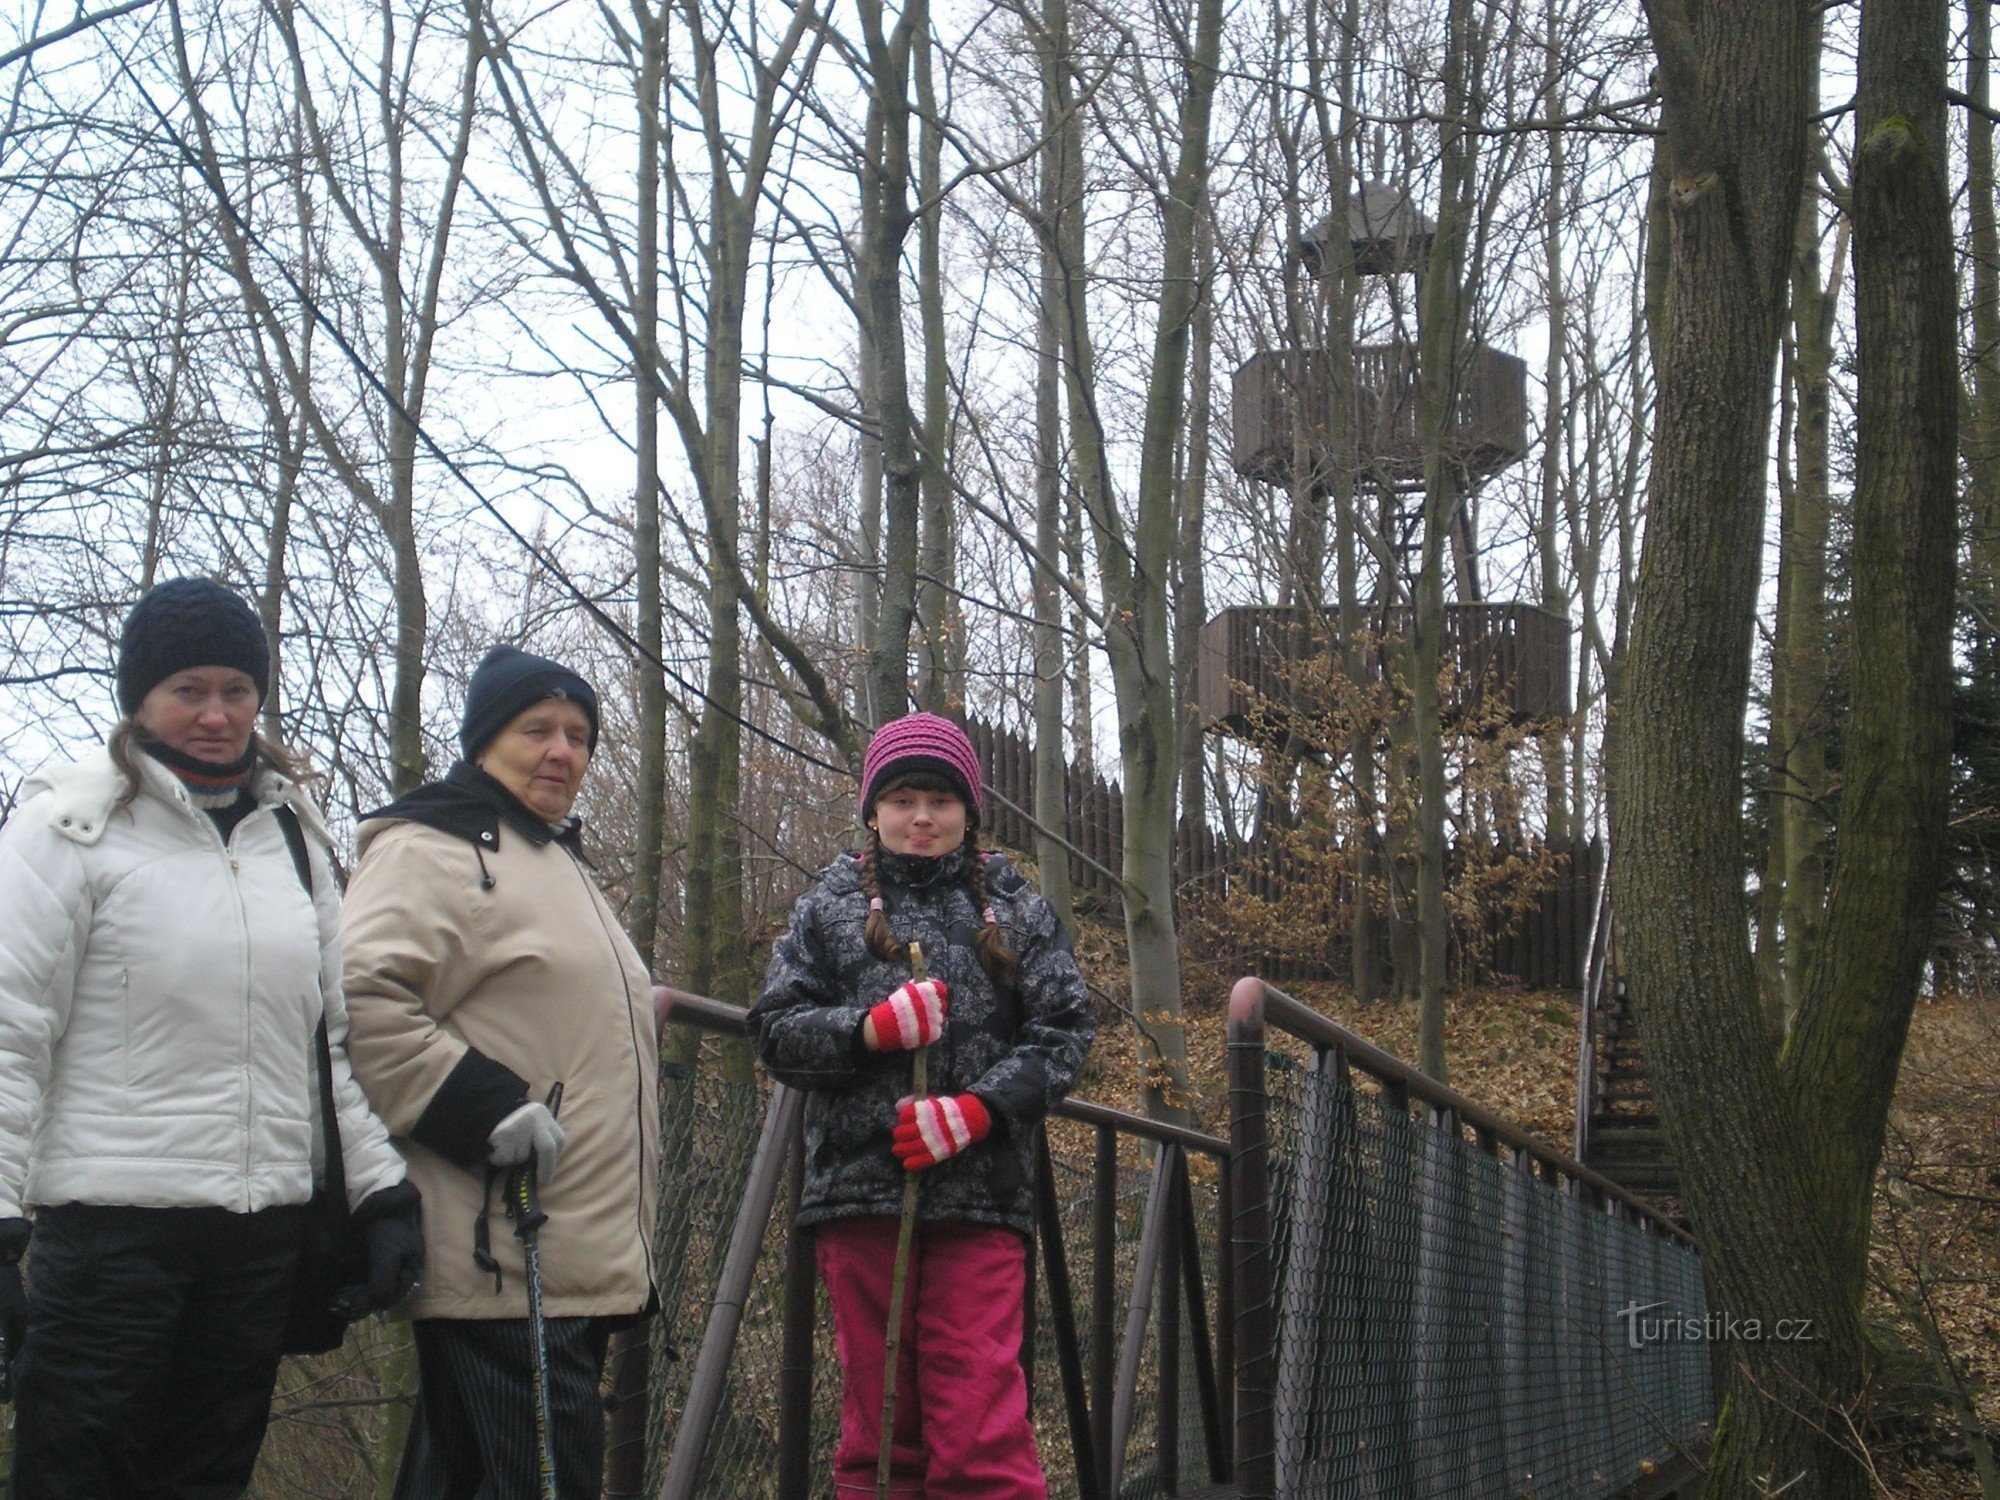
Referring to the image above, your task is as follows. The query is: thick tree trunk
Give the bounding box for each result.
[1611,0,1954,1491]
[1786,0,1957,1326]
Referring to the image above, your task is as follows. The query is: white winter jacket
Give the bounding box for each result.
[0,746,406,1220]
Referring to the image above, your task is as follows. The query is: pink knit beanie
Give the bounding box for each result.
[860,712,984,825]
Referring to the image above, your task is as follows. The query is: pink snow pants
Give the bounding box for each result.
[816,1215,1048,1499]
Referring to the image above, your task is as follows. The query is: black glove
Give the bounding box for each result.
[333,1182,423,1320]
[0,1217,29,1401]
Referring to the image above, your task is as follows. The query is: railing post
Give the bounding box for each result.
[1159,1148,1183,1497]
[1109,1146,1175,1496]
[1091,1124,1118,1488]
[1228,977,1276,1500]
[1216,1129,1235,1462]
[657,1085,803,1500]
[1035,1131,1102,1500]
[1174,1151,1228,1484]
[775,1110,815,1500]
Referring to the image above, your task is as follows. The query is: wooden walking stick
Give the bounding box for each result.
[877,941,928,1500]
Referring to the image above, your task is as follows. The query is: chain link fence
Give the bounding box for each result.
[633,1041,1229,1499]
[1265,1050,1710,1498]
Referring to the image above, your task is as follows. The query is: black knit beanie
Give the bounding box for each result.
[459,645,600,761]
[116,577,270,715]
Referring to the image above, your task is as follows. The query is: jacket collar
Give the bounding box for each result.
[362,761,584,856]
[28,744,331,849]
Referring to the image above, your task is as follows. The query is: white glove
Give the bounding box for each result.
[487,1102,566,1185]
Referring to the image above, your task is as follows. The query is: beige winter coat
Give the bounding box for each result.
[341,799,658,1321]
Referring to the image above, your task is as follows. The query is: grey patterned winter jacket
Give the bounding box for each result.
[748,845,1094,1235]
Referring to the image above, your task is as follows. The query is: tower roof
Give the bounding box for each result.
[1296,180,1435,278]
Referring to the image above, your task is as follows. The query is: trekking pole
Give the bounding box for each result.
[877,941,928,1500]
[509,1082,564,1500]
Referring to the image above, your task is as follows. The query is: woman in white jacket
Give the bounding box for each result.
[0,577,420,1500]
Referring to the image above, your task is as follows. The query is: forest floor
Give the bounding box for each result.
[1067,919,2000,1498]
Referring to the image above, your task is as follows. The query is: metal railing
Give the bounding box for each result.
[643,988,1234,1500]
[626,980,1711,1498]
[1228,978,1710,1500]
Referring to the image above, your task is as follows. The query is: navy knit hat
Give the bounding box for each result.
[116,577,270,715]
[459,645,600,761]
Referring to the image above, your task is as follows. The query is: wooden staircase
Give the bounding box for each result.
[1579,975,1682,1204]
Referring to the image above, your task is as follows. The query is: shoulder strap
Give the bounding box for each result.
[275,804,314,896]
[275,805,346,1202]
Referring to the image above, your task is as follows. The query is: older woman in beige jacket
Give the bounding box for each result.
[341,645,659,1500]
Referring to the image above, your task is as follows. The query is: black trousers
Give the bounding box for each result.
[394,1316,611,1500]
[10,1201,306,1500]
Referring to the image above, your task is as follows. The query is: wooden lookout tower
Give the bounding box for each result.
[1198,180,1569,741]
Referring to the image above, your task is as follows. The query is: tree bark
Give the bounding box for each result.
[1612,0,1955,1490]
[1034,14,1074,926]
[1775,104,1842,1028]
[914,19,960,717]
[1786,0,1957,1334]
[1967,0,2000,647]
[856,0,925,723]
[1409,0,1480,1083]
[1042,0,1223,1121]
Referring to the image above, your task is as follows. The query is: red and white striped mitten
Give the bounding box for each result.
[892,1092,992,1172]
[866,979,948,1052]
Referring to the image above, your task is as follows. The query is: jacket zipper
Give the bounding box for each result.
[223,811,256,1210]
[568,852,658,1288]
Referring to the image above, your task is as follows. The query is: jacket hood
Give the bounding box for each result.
[26,745,332,850]
[357,760,582,861]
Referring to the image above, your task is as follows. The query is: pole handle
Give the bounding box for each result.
[907,942,928,1100]
[510,1082,563,1235]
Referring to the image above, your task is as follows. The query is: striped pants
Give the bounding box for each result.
[393,1316,611,1500]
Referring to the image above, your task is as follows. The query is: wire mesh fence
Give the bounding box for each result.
[1264,1050,1710,1498]
[635,1036,1231,1499]
[641,989,1709,1500]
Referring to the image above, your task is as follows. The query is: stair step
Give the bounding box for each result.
[1591,1111,1660,1129]
[1590,1128,1668,1150]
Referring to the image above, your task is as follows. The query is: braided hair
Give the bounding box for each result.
[861,773,1018,986]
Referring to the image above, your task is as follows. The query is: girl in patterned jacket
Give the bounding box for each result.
[748,712,1095,1498]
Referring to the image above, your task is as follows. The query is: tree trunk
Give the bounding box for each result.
[1537,1,1571,845]
[856,0,924,724]
[1408,0,1480,1083]
[1775,105,1841,1028]
[1967,0,2000,648]
[856,325,885,726]
[1787,0,1957,1340]
[1043,0,1222,1122]
[1173,213,1213,839]
[1610,0,1934,1490]
[914,20,960,717]
[630,0,668,975]
[1033,38,1074,925]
